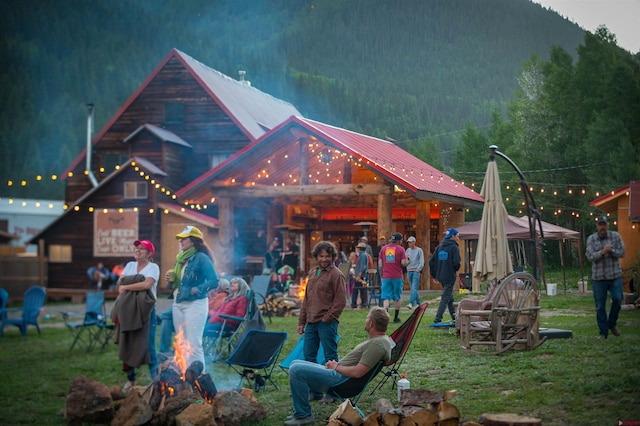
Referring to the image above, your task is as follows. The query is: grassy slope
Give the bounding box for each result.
[1,276,638,425]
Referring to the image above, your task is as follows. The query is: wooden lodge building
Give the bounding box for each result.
[31,48,483,294]
[589,180,640,287]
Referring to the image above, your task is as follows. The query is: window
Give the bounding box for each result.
[164,103,185,124]
[124,182,148,199]
[49,244,72,262]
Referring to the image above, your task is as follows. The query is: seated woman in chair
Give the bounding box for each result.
[204,277,249,335]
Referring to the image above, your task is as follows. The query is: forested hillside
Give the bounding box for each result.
[0,0,587,199]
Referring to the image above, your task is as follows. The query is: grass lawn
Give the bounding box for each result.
[1,270,638,425]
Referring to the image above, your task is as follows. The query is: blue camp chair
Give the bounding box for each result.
[0,288,9,337]
[226,329,288,392]
[61,291,113,351]
[279,333,341,372]
[1,286,46,337]
[250,275,272,323]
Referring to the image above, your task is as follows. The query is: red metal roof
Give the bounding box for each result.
[178,116,483,207]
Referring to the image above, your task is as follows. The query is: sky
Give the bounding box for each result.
[532,0,640,53]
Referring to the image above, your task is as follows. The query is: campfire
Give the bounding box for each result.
[150,325,220,407]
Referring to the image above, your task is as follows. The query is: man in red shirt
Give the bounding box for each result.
[379,232,408,323]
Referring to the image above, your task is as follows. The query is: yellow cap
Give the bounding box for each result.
[175,225,203,240]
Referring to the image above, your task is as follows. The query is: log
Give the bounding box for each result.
[376,399,396,417]
[482,413,542,426]
[399,389,447,406]
[435,401,460,422]
[398,407,438,426]
[363,412,382,426]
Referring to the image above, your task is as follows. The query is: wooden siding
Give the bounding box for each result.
[40,168,163,289]
[66,56,253,205]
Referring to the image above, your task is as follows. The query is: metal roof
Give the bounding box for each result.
[178,116,483,207]
[124,124,191,147]
[63,48,301,177]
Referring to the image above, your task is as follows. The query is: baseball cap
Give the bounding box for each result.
[390,232,403,242]
[379,235,386,240]
[356,242,367,249]
[597,216,608,224]
[444,228,459,239]
[360,236,368,242]
[176,225,204,240]
[134,239,155,256]
[407,236,416,242]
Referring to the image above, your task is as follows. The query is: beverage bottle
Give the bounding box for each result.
[397,374,410,401]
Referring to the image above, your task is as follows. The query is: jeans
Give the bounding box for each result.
[172,298,208,373]
[434,281,455,322]
[289,360,347,418]
[158,308,174,353]
[592,276,623,336]
[351,284,368,308]
[303,321,339,364]
[148,306,158,379]
[407,271,421,306]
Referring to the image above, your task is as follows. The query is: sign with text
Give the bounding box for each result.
[93,209,139,257]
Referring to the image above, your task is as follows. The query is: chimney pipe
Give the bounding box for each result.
[86,103,99,187]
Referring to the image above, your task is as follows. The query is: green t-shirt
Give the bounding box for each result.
[339,335,392,368]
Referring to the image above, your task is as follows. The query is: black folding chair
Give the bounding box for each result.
[61,291,113,351]
[327,360,385,417]
[226,329,288,392]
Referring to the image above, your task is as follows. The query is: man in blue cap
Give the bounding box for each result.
[586,215,625,340]
[429,228,461,324]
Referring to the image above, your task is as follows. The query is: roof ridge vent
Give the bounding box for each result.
[238,70,251,87]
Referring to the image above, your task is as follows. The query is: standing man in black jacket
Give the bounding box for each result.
[429,228,461,324]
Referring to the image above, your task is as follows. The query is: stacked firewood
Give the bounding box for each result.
[328,389,541,426]
[260,293,298,317]
[329,389,461,426]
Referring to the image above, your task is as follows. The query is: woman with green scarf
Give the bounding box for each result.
[166,225,218,373]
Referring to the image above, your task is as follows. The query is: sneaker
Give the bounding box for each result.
[394,317,401,323]
[598,334,607,340]
[308,394,323,402]
[609,326,621,337]
[319,396,335,404]
[406,303,413,309]
[284,415,315,425]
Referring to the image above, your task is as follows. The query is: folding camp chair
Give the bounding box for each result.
[0,288,9,337]
[226,329,288,392]
[278,333,341,372]
[61,291,113,351]
[328,360,385,417]
[370,302,428,393]
[250,275,272,323]
[1,286,46,337]
[203,289,266,362]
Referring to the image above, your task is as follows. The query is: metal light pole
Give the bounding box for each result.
[489,145,545,283]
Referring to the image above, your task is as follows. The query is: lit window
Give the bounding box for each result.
[49,244,72,262]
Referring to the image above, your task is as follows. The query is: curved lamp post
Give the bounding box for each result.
[489,145,545,282]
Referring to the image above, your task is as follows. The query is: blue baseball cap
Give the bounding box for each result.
[444,228,459,239]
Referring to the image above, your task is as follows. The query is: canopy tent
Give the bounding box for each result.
[458,215,583,291]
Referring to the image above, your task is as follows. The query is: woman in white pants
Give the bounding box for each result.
[166,225,218,373]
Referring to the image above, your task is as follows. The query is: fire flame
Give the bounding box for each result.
[172,325,193,377]
[298,277,307,300]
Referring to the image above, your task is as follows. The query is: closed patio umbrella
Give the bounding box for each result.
[473,159,513,289]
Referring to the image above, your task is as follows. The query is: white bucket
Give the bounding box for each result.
[546,283,557,296]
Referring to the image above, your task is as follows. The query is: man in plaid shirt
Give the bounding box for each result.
[585,216,625,340]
